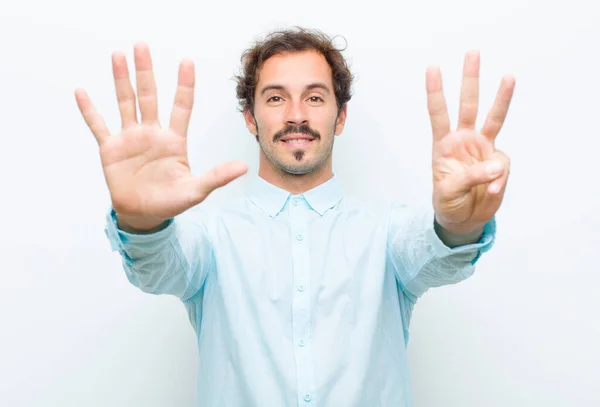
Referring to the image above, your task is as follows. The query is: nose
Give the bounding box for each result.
[285,100,308,126]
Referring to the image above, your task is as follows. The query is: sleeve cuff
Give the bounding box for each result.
[104,208,175,253]
[427,216,496,265]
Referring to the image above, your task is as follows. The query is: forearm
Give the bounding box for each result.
[387,204,495,300]
[106,209,212,300]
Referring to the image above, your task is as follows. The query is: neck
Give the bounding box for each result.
[258,158,333,194]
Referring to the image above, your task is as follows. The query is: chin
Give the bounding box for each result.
[281,156,330,175]
[276,161,312,174]
[283,166,315,175]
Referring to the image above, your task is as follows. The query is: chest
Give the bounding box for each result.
[208,211,390,309]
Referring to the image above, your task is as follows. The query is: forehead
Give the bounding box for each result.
[257,50,333,89]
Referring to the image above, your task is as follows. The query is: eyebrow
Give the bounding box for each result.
[259,82,331,96]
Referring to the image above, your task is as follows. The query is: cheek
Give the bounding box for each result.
[255,111,284,133]
[313,115,339,134]
[260,124,281,139]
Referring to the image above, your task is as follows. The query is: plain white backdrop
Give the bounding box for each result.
[1,0,598,405]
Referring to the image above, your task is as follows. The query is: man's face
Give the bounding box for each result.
[244,50,347,175]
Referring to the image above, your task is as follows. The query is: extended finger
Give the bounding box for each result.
[457,50,480,130]
[169,59,195,136]
[426,65,451,141]
[75,89,110,146]
[481,75,516,141]
[134,42,159,125]
[112,52,138,128]
[185,161,249,207]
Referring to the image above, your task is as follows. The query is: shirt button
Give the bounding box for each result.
[296,234,304,241]
[293,199,300,206]
[297,285,305,292]
[304,394,312,402]
[298,339,305,347]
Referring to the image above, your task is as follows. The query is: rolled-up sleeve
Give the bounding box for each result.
[386,202,496,303]
[105,208,214,302]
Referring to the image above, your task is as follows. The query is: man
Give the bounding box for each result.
[75,27,514,406]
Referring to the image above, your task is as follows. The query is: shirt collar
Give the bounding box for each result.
[247,174,344,218]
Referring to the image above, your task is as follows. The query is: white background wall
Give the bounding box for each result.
[1,0,598,406]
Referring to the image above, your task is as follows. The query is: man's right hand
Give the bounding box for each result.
[75,43,248,232]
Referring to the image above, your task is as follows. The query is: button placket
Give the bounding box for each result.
[289,196,316,406]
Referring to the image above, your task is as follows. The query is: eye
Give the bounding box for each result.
[308,96,324,103]
[267,96,283,103]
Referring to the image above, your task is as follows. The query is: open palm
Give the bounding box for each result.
[75,43,247,229]
[426,51,515,234]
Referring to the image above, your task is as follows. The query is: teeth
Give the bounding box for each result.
[284,139,311,144]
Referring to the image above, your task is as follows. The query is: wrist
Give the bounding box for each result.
[115,213,171,234]
[434,216,485,247]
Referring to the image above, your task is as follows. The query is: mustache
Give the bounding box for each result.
[272,124,321,142]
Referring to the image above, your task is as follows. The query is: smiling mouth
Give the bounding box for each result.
[281,138,314,144]
[279,132,316,145]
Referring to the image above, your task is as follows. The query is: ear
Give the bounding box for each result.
[244,108,258,136]
[334,104,348,136]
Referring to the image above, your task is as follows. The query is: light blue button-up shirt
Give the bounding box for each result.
[105,174,495,407]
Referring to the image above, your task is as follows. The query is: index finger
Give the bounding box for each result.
[426,66,451,141]
[169,59,195,136]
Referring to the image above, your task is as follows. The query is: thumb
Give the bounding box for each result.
[186,160,249,206]
[457,159,505,193]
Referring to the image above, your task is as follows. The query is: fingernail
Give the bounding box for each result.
[486,161,504,176]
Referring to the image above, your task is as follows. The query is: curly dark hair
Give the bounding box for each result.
[234,26,354,116]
